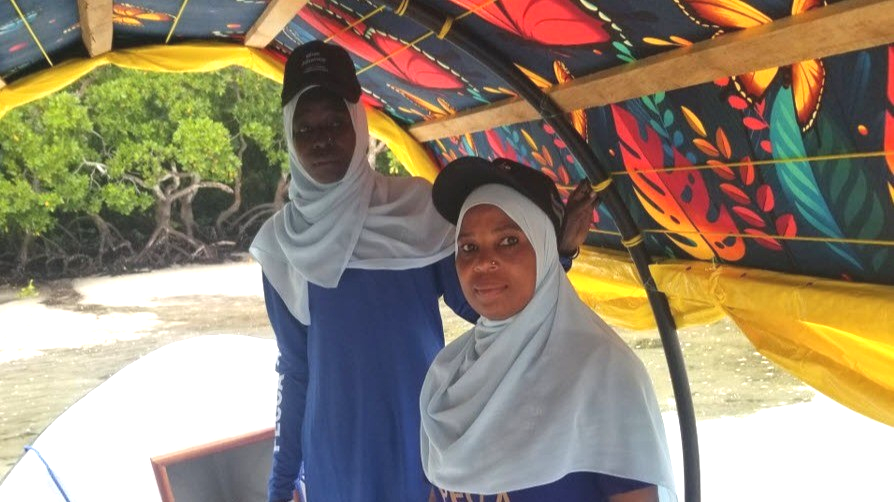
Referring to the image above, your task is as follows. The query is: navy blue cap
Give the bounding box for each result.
[282,40,361,107]
[433,157,565,235]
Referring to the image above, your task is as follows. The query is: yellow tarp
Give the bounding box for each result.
[3,41,893,427]
[569,248,726,330]
[569,250,894,426]
[651,261,894,427]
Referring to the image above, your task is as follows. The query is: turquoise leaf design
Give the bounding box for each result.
[768,88,863,271]
[816,119,885,242]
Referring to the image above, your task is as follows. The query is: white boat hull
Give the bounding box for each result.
[0,335,278,502]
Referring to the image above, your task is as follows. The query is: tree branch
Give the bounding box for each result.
[121,174,152,190]
[170,181,234,201]
[81,160,109,177]
[88,129,108,155]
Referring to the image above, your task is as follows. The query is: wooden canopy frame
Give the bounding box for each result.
[245,0,310,48]
[77,0,113,57]
[75,0,309,56]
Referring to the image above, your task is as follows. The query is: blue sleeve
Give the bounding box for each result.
[262,274,309,502]
[435,255,479,324]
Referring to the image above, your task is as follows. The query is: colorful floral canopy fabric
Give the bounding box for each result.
[280,0,894,285]
[0,1,892,427]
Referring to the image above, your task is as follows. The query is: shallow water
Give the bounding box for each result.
[0,261,813,480]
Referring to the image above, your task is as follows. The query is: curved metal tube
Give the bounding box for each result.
[383,2,701,500]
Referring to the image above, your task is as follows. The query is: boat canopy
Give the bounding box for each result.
[1,1,893,499]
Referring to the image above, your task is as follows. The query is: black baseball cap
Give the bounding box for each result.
[432,157,565,235]
[281,40,362,107]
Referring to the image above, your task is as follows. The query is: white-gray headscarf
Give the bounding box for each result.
[249,89,454,324]
[419,184,676,499]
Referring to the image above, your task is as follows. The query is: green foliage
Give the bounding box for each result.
[17,279,38,298]
[0,64,287,276]
[83,68,281,190]
[173,117,240,181]
[0,93,97,235]
[0,178,62,234]
[87,71,234,187]
[374,149,410,177]
[101,183,152,214]
[229,69,288,173]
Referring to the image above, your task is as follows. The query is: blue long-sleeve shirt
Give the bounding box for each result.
[263,255,477,502]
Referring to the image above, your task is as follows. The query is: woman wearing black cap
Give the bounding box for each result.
[250,41,595,502]
[420,158,676,502]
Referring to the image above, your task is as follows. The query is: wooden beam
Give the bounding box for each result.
[78,0,113,57]
[409,0,894,142]
[244,0,308,48]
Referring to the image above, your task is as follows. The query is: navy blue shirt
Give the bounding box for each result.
[432,472,651,502]
[263,255,477,502]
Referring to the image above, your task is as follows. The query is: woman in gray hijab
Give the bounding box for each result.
[422,157,676,502]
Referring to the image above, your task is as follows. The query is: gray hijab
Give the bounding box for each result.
[420,184,676,499]
[250,90,454,324]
